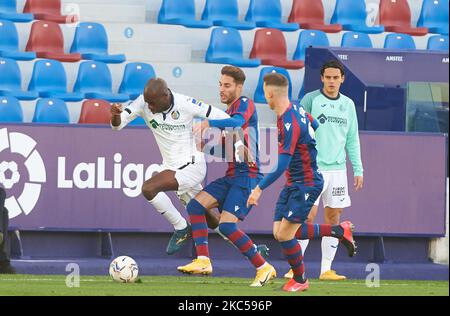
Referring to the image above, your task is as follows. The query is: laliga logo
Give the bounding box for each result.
[0,128,46,219]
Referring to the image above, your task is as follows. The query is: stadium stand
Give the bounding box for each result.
[201,0,255,30]
[384,33,417,50]
[119,62,156,100]
[23,0,78,24]
[70,22,126,64]
[379,0,429,36]
[341,31,373,48]
[25,20,82,62]
[427,35,449,51]
[206,27,261,67]
[250,28,305,69]
[0,0,33,22]
[158,0,213,28]
[0,19,36,60]
[78,99,112,124]
[0,96,23,122]
[244,0,299,32]
[288,0,342,33]
[0,57,38,100]
[253,66,293,103]
[331,0,384,34]
[417,0,449,35]
[32,98,70,123]
[293,29,330,62]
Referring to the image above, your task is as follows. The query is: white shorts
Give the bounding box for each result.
[314,170,351,209]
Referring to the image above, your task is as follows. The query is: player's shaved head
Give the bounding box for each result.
[144,78,171,114]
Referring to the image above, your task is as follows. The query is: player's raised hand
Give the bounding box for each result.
[111,103,123,116]
[247,186,262,208]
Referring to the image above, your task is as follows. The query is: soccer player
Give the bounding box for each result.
[284,60,364,281]
[0,186,15,274]
[247,73,356,292]
[177,66,276,287]
[111,78,230,255]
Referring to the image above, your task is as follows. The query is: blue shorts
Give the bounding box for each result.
[204,176,261,221]
[274,182,323,224]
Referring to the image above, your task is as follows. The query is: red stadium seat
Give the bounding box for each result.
[23,0,78,24]
[288,0,342,33]
[249,28,304,69]
[25,21,81,62]
[78,99,112,124]
[379,0,428,36]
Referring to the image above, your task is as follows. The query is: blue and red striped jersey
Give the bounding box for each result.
[224,96,261,178]
[278,103,321,187]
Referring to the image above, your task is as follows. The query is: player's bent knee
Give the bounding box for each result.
[186,198,207,215]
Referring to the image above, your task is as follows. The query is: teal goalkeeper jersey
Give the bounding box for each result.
[301,89,363,176]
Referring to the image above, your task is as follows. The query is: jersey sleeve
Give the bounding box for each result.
[300,92,314,113]
[279,112,300,156]
[111,95,144,131]
[231,98,255,122]
[184,97,229,120]
[345,100,364,176]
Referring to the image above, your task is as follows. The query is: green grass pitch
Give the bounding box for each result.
[0,275,448,296]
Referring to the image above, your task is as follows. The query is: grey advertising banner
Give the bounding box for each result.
[0,124,447,236]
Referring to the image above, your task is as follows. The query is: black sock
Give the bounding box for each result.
[293,274,307,284]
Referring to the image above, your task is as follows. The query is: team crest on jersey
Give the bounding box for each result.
[171,110,180,120]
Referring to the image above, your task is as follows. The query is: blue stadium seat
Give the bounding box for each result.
[158,0,213,28]
[417,0,449,35]
[202,0,256,30]
[0,96,23,122]
[128,117,146,126]
[0,57,38,100]
[384,33,416,50]
[0,20,36,60]
[28,59,84,102]
[70,22,126,64]
[119,63,156,100]
[73,61,129,103]
[293,30,329,62]
[254,67,292,103]
[0,0,33,23]
[427,35,449,51]
[32,98,70,123]
[331,0,384,34]
[298,84,305,101]
[205,27,261,67]
[245,0,299,32]
[341,31,373,48]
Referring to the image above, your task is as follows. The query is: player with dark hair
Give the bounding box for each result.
[247,73,356,292]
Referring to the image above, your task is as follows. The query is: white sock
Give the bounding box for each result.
[298,239,310,256]
[149,192,187,231]
[198,256,209,260]
[214,227,229,241]
[321,236,339,275]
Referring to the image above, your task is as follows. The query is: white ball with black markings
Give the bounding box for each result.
[109,256,139,283]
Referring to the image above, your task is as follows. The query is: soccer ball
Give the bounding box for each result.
[109,256,139,283]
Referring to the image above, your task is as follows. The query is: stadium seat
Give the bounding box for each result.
[0,57,38,100]
[32,98,70,123]
[379,0,428,36]
[298,84,305,100]
[78,99,112,124]
[28,59,84,102]
[74,61,129,103]
[331,0,384,34]
[254,67,293,103]
[293,30,329,62]
[341,32,373,48]
[128,117,146,126]
[384,33,416,50]
[0,96,23,122]
[70,22,126,64]
[119,63,156,100]
[25,21,82,62]
[158,0,213,28]
[244,0,299,32]
[417,0,449,35]
[205,27,261,68]
[23,0,78,24]
[0,19,36,60]
[0,0,33,23]
[288,0,342,33]
[202,0,256,30]
[250,29,304,69]
[427,35,449,51]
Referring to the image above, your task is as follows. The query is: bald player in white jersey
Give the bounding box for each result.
[111,78,230,255]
